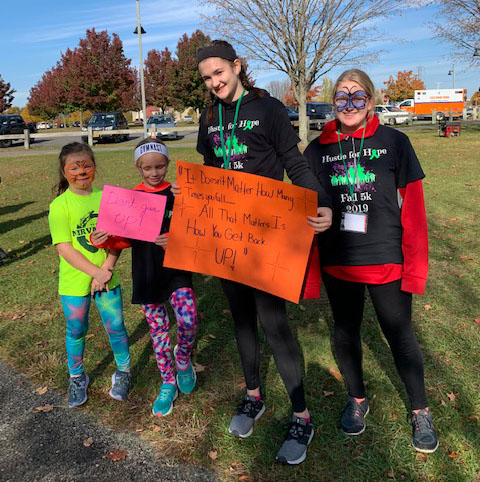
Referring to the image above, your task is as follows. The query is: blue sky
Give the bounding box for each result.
[1,0,478,107]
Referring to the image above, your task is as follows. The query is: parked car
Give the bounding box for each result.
[374,105,411,125]
[26,122,37,134]
[81,112,129,143]
[37,121,52,129]
[0,114,26,147]
[306,102,335,129]
[183,115,194,123]
[71,121,81,128]
[146,114,178,140]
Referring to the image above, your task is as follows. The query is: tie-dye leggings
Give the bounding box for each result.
[60,286,130,376]
[141,287,198,385]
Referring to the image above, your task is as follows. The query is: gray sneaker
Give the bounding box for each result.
[68,373,89,408]
[276,416,314,465]
[109,371,131,401]
[411,409,439,453]
[341,397,369,435]
[229,395,265,438]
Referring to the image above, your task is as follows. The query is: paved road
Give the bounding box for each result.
[0,360,218,482]
[0,129,199,151]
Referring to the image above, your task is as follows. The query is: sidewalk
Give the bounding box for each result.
[0,360,218,482]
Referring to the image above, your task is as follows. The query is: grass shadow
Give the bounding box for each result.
[0,210,48,235]
[2,234,51,266]
[0,201,35,217]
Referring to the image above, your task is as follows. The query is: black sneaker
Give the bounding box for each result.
[228,395,265,438]
[341,396,369,435]
[275,416,314,465]
[411,409,439,453]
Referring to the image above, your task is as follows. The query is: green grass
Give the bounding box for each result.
[1,130,479,481]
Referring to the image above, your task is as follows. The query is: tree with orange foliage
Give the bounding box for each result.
[284,85,321,107]
[384,71,426,103]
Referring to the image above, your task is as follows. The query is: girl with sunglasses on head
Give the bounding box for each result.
[304,69,438,453]
[194,40,333,465]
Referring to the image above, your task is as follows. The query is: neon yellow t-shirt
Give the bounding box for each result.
[48,188,119,296]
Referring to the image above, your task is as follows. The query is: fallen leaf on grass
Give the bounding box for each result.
[328,367,342,381]
[35,341,49,347]
[423,305,432,311]
[103,449,127,462]
[441,400,447,407]
[447,392,456,402]
[152,426,161,433]
[391,413,398,421]
[35,386,48,395]
[475,318,480,325]
[34,404,54,413]
[323,391,334,397]
[222,309,231,315]
[219,318,228,323]
[460,255,473,261]
[83,437,94,447]
[457,273,465,279]
[208,334,216,339]
[208,450,218,460]
[298,304,306,311]
[448,451,459,458]
[194,362,206,373]
[468,415,479,421]
[85,333,95,340]
[449,218,457,222]
[238,476,252,481]
[416,453,427,463]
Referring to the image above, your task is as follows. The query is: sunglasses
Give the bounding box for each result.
[334,90,369,112]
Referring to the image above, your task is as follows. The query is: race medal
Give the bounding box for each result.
[341,212,368,234]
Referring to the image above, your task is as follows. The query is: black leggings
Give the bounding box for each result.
[322,272,428,410]
[221,279,306,412]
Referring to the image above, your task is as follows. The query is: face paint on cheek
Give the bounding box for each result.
[64,163,96,188]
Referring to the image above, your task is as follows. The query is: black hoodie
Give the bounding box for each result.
[197,90,331,207]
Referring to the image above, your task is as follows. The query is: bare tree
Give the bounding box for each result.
[201,0,409,144]
[265,79,291,102]
[430,0,480,66]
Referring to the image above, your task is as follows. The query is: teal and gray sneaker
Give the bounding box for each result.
[109,370,131,401]
[229,395,265,438]
[341,397,369,435]
[411,408,439,453]
[152,383,178,417]
[174,344,197,394]
[276,416,314,465]
[68,373,89,408]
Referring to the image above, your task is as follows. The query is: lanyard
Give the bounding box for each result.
[337,124,366,198]
[218,88,245,170]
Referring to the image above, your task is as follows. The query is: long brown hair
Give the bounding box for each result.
[204,40,264,125]
[54,142,95,196]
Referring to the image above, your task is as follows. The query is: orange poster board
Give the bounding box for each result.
[163,161,317,303]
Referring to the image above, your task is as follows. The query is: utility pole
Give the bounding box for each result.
[135,0,147,139]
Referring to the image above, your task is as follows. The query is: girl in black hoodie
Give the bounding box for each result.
[195,40,332,465]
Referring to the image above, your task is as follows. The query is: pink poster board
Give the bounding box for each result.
[96,185,167,242]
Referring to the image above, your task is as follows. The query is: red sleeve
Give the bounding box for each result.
[89,233,131,250]
[301,238,322,299]
[399,179,428,294]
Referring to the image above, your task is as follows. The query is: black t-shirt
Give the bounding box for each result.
[196,90,330,206]
[130,184,193,304]
[304,125,424,266]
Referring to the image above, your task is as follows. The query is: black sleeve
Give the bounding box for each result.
[304,140,331,194]
[268,99,301,155]
[394,131,425,188]
[280,145,332,208]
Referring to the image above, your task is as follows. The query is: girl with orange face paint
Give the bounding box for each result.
[48,142,131,409]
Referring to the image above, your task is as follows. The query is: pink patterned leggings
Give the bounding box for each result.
[141,287,198,384]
